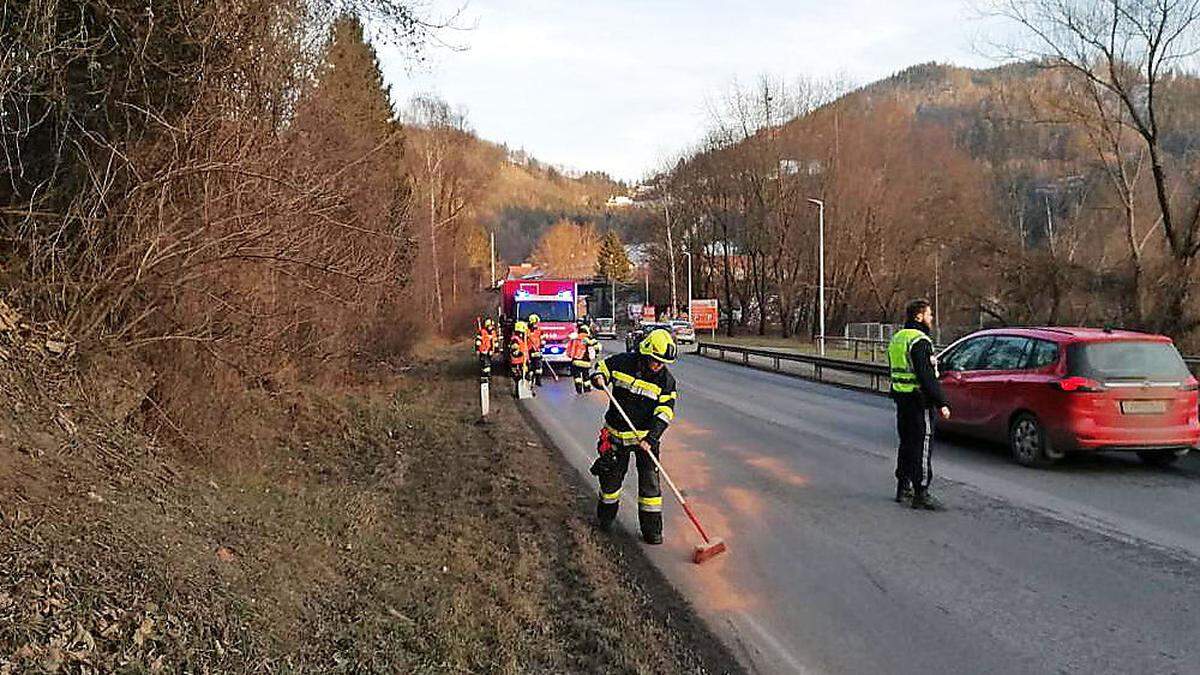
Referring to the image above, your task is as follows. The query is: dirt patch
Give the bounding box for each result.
[0,350,741,673]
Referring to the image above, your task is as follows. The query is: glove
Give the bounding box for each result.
[590,373,606,390]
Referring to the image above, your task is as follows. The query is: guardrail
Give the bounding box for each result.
[696,342,891,393]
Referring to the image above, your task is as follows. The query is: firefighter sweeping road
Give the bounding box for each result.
[520,339,1200,675]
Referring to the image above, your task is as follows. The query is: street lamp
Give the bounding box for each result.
[682,251,693,323]
[808,198,826,356]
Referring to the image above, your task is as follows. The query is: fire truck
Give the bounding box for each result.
[500,279,578,367]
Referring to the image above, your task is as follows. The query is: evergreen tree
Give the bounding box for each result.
[595,230,632,282]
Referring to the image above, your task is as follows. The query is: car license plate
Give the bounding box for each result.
[1120,400,1167,415]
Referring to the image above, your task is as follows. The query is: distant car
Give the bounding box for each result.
[935,327,1200,467]
[625,322,671,352]
[670,320,696,344]
[594,317,617,339]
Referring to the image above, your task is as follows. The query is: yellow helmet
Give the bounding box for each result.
[514,321,529,334]
[639,328,677,364]
[528,314,540,326]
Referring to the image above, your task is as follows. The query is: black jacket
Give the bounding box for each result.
[901,320,948,408]
[595,352,677,444]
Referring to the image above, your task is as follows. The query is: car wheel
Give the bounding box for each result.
[1136,449,1186,467]
[1009,413,1055,468]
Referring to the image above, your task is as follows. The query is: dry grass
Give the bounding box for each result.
[0,341,739,673]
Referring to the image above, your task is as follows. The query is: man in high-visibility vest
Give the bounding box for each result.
[474,317,496,383]
[589,328,678,544]
[566,324,601,394]
[509,321,532,398]
[887,299,951,510]
[527,314,545,388]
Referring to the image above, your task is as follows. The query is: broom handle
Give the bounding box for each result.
[599,382,712,545]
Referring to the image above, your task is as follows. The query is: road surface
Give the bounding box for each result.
[521,341,1200,674]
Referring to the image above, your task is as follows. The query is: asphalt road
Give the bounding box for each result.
[521,340,1200,675]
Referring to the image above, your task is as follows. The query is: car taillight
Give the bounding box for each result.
[1056,376,1103,392]
[1182,377,1199,392]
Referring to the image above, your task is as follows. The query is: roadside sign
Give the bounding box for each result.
[690,299,718,330]
[627,303,643,321]
[642,305,657,322]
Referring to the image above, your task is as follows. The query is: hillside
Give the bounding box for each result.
[656,59,1200,345]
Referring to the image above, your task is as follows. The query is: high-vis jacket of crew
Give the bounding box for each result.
[595,352,677,445]
[887,321,947,406]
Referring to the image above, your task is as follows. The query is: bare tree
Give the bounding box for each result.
[987,0,1200,334]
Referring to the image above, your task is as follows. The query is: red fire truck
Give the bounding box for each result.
[500,279,578,367]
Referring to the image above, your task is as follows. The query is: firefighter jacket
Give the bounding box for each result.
[567,335,600,367]
[527,327,544,355]
[595,352,677,446]
[509,334,528,366]
[474,327,494,355]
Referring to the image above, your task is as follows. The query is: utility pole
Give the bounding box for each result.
[489,230,496,288]
[807,198,826,356]
[664,196,678,319]
[683,251,693,323]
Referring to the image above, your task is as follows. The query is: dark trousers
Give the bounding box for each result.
[894,394,934,491]
[477,353,491,383]
[596,443,663,538]
[570,364,591,393]
[530,354,544,386]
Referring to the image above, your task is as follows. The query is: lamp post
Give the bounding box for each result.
[682,251,693,323]
[807,198,826,356]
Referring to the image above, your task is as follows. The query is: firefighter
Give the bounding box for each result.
[474,317,496,383]
[527,314,545,387]
[589,328,678,544]
[888,299,951,510]
[566,324,601,394]
[509,321,532,398]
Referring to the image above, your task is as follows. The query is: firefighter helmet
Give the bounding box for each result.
[578,324,590,335]
[514,321,529,334]
[639,328,677,364]
[483,317,495,329]
[528,314,540,326]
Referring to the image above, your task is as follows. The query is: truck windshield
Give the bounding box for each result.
[517,301,574,322]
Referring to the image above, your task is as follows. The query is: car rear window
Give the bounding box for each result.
[1066,340,1191,381]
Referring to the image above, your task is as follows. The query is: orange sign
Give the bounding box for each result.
[690,299,718,330]
[642,305,656,322]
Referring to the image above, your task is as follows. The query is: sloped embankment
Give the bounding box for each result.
[0,341,739,673]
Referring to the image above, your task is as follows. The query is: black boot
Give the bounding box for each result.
[638,510,663,545]
[895,479,913,503]
[911,489,943,511]
[596,500,617,531]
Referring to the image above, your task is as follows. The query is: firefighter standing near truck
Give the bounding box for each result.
[527,314,545,388]
[474,318,496,383]
[509,321,532,398]
[888,299,951,510]
[589,328,678,544]
[566,324,602,394]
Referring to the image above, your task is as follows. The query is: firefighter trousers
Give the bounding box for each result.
[530,354,544,386]
[596,442,663,539]
[894,393,934,491]
[477,353,492,383]
[570,364,592,393]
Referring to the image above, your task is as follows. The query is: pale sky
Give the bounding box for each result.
[377,1,1006,181]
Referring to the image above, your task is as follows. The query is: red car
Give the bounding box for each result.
[935,327,1199,467]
